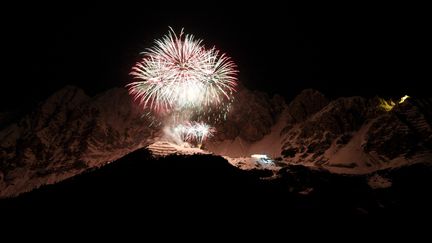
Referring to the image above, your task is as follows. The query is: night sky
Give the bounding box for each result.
[1,4,429,111]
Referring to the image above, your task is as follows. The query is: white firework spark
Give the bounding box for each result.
[173,122,215,146]
[128,27,238,113]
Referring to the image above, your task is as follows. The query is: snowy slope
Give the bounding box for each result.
[281,94,432,173]
[147,140,279,173]
[208,90,432,174]
[0,86,284,198]
[147,141,210,157]
[1,86,431,198]
[0,86,156,197]
[207,107,288,158]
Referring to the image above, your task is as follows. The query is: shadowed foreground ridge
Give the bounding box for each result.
[2,148,432,219]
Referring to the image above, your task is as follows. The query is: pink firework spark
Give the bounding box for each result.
[128,27,238,113]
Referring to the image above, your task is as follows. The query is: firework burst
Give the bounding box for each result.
[173,122,215,147]
[128,27,238,113]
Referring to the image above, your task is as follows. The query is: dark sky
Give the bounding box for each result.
[0,4,429,110]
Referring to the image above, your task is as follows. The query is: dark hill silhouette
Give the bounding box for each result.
[1,148,432,223]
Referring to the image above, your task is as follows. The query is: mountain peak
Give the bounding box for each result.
[286,89,329,124]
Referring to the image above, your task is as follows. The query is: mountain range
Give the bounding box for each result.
[1,85,431,198]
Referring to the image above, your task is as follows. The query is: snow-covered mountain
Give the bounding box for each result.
[211,88,285,142]
[0,85,281,198]
[0,86,155,197]
[208,89,432,174]
[280,90,432,173]
[1,85,431,197]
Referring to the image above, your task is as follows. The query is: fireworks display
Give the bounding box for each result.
[128,27,238,112]
[173,122,215,147]
[128,27,238,146]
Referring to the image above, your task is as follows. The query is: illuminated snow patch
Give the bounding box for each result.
[251,154,274,165]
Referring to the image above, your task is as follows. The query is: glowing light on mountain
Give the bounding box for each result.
[379,95,410,112]
[399,95,410,104]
